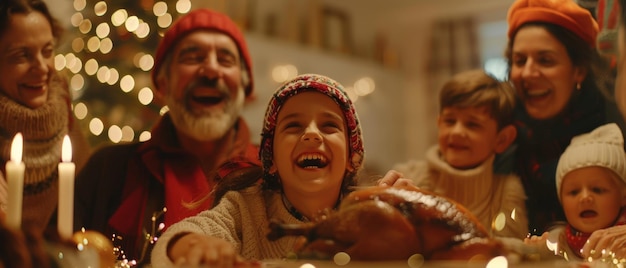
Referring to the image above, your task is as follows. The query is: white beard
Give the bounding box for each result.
[165,86,245,142]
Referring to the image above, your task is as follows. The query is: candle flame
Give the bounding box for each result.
[62,135,72,162]
[10,133,23,163]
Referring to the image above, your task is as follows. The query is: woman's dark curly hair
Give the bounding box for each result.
[0,0,63,42]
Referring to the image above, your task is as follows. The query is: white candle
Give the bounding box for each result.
[6,133,25,230]
[57,135,75,240]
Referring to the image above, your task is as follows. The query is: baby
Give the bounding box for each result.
[525,123,626,261]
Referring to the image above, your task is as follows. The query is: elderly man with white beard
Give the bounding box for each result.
[73,9,261,265]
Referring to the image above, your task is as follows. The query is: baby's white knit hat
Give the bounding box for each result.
[556,123,626,202]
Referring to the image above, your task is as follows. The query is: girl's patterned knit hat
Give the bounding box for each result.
[259,74,364,185]
[556,123,626,201]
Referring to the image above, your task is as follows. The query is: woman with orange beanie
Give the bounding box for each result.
[499,0,623,236]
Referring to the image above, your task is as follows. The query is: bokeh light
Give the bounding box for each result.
[89,118,104,136]
[111,9,128,26]
[138,87,154,105]
[333,252,350,266]
[407,254,424,268]
[485,256,508,268]
[176,0,192,13]
[153,2,168,16]
[120,75,135,93]
[157,13,173,28]
[271,64,298,83]
[139,131,152,142]
[73,102,88,120]
[73,0,86,12]
[108,125,123,143]
[94,1,107,16]
[353,77,375,96]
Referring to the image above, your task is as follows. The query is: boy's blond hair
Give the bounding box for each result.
[439,69,516,130]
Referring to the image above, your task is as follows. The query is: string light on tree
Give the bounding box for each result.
[62,0,193,148]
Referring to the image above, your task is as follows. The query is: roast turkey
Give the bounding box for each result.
[268,185,507,261]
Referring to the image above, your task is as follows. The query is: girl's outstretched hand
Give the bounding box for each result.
[168,233,260,268]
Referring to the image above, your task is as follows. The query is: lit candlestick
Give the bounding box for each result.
[57,135,75,240]
[6,133,25,230]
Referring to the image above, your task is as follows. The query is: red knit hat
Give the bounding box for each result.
[151,9,254,96]
[507,0,599,47]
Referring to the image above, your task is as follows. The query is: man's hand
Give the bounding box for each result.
[582,225,626,261]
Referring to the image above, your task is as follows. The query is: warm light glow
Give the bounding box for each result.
[159,106,169,115]
[108,125,123,143]
[546,238,559,254]
[407,254,425,268]
[271,64,298,83]
[100,38,113,54]
[133,52,144,68]
[121,126,135,142]
[74,102,88,120]
[62,135,72,162]
[70,12,83,27]
[111,9,128,26]
[511,208,517,221]
[157,13,172,28]
[153,2,167,16]
[68,56,83,74]
[70,74,85,92]
[73,0,86,11]
[333,252,350,265]
[120,75,135,93]
[89,118,104,136]
[95,23,110,38]
[125,16,139,32]
[299,264,315,268]
[10,133,23,163]
[107,68,120,85]
[79,19,92,34]
[97,66,111,83]
[135,22,150,38]
[94,1,107,16]
[139,54,154,71]
[54,54,66,71]
[493,212,506,231]
[71,38,85,53]
[84,59,99,75]
[139,131,152,142]
[344,86,359,103]
[64,53,76,66]
[176,0,192,13]
[354,77,375,96]
[486,256,508,268]
[138,87,154,105]
[87,36,101,52]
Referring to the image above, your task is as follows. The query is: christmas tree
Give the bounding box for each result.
[61,0,194,147]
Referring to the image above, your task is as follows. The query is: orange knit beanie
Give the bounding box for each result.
[507,0,599,47]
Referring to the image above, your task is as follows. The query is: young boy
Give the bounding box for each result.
[525,123,626,261]
[393,69,528,239]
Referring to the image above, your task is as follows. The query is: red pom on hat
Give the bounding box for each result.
[151,9,254,96]
[507,0,599,47]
